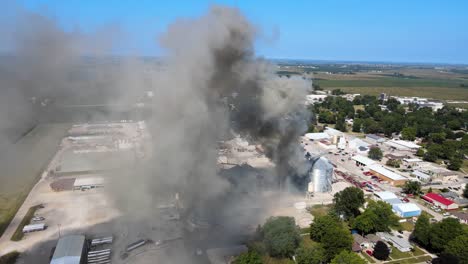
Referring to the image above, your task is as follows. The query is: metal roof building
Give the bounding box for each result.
[368,164,408,186]
[374,191,401,205]
[352,155,377,167]
[392,203,421,218]
[304,133,330,141]
[50,235,86,264]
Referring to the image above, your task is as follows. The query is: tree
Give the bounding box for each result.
[353,201,399,234]
[429,132,446,144]
[330,250,365,264]
[368,146,383,160]
[444,235,468,264]
[335,117,347,132]
[310,215,340,242]
[373,241,390,260]
[260,216,300,258]
[321,227,353,261]
[352,118,362,132]
[415,148,425,157]
[235,250,263,264]
[333,187,365,220]
[401,127,417,141]
[447,157,462,171]
[353,210,376,235]
[463,183,468,199]
[412,213,431,247]
[432,252,460,264]
[430,218,464,252]
[295,245,326,264]
[386,159,401,168]
[402,181,422,195]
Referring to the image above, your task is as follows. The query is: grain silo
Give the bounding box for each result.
[309,157,333,193]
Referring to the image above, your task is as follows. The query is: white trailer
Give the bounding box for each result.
[22,223,46,233]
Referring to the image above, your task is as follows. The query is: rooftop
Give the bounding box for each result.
[374,191,398,201]
[392,203,421,213]
[423,193,455,206]
[366,134,384,140]
[385,139,421,150]
[352,155,377,166]
[451,211,468,221]
[368,164,407,181]
[304,132,330,141]
[51,235,85,264]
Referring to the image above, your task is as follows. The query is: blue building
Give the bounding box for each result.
[392,203,421,218]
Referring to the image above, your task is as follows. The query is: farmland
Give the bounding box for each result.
[0,123,69,237]
[276,61,468,101]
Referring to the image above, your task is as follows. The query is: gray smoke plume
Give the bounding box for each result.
[0,4,312,262]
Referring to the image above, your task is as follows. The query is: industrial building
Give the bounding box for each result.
[50,235,86,264]
[352,155,377,167]
[309,157,333,193]
[304,132,330,141]
[422,193,459,210]
[368,164,408,186]
[392,203,421,218]
[373,191,401,205]
[384,139,421,152]
[73,177,105,190]
[348,138,371,154]
[412,170,431,182]
[365,134,386,144]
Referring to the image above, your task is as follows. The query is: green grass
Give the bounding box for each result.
[262,256,294,264]
[0,251,19,264]
[317,77,463,88]
[399,221,415,232]
[0,124,68,237]
[10,205,42,241]
[300,236,319,249]
[308,204,333,218]
[316,76,468,100]
[411,246,426,257]
[360,252,376,263]
[386,255,432,264]
[389,247,413,260]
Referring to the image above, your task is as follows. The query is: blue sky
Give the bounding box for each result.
[14,0,468,64]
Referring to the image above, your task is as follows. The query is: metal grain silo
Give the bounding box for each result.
[310,157,333,193]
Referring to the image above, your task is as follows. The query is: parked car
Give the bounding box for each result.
[31,216,45,222]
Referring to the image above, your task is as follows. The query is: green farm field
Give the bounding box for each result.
[316,77,468,100]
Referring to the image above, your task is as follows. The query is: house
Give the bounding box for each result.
[353,234,372,249]
[366,134,386,144]
[352,242,362,252]
[365,234,381,244]
[422,193,459,210]
[376,232,413,252]
[451,211,468,224]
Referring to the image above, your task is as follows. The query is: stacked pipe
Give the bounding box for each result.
[91,236,113,246]
[88,248,111,264]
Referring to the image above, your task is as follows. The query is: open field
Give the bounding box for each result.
[277,62,468,100]
[0,123,69,237]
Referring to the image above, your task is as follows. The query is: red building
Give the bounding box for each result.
[422,193,459,210]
